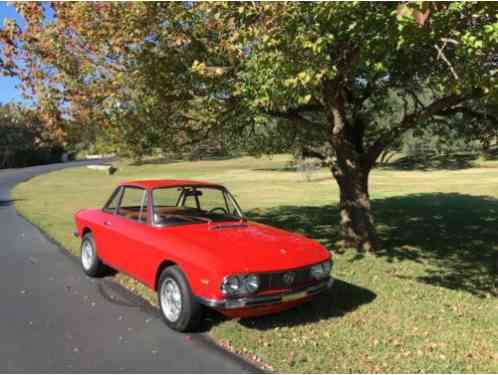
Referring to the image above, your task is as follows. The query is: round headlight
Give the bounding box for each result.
[244,274,260,294]
[221,275,241,295]
[311,263,325,279]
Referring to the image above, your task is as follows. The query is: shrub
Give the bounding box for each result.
[0,104,66,169]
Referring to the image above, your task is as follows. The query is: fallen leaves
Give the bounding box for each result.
[216,339,274,372]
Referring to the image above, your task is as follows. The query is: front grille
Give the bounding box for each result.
[259,266,315,291]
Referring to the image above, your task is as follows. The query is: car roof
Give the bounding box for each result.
[119,179,224,190]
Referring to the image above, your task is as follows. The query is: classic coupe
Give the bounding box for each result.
[74,179,333,332]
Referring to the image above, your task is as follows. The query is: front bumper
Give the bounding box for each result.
[196,277,333,309]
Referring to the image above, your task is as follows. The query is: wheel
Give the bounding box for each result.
[157,266,202,332]
[80,232,106,277]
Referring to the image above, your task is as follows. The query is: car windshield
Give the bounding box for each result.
[152,186,243,226]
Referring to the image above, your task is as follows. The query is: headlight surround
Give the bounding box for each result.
[311,263,325,279]
[221,274,260,296]
[311,260,332,280]
[323,259,332,275]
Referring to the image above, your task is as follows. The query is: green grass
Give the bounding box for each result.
[12,154,498,372]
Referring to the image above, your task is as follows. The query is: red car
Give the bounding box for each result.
[74,179,333,332]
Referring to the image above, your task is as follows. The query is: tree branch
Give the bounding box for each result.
[301,146,326,160]
[366,94,471,167]
[262,104,325,127]
[434,42,459,81]
[436,106,498,123]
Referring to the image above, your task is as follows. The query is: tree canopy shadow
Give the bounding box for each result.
[253,166,298,172]
[247,193,498,298]
[481,146,498,161]
[130,154,237,166]
[129,158,183,166]
[380,152,478,171]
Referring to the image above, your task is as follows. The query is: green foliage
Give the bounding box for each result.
[198,3,497,153]
[402,128,481,158]
[2,3,496,160]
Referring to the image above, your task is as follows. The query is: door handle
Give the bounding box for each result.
[104,221,112,226]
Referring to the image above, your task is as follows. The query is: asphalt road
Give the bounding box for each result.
[0,161,259,373]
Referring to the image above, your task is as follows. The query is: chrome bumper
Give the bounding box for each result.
[196,277,333,309]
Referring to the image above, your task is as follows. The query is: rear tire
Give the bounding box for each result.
[157,266,202,332]
[80,232,106,277]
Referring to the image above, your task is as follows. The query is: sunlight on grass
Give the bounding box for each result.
[12,154,498,372]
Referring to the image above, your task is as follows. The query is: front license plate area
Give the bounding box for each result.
[282,291,307,302]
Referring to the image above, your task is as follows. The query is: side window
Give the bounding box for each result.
[103,187,122,213]
[117,187,147,223]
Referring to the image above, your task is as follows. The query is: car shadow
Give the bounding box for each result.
[246,192,498,298]
[238,279,376,330]
[0,199,23,208]
[199,279,376,332]
[97,278,161,317]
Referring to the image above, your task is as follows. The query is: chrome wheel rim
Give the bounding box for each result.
[160,278,182,322]
[81,240,94,270]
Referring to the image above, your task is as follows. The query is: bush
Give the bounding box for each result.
[0,104,67,169]
[0,144,66,169]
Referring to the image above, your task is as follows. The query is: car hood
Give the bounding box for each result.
[167,221,330,274]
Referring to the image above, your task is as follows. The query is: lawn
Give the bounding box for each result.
[12,154,498,372]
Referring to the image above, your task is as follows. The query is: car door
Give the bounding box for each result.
[94,186,123,266]
[107,186,154,283]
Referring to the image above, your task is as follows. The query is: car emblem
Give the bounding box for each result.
[283,271,295,286]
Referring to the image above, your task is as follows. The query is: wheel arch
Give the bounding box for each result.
[154,260,177,291]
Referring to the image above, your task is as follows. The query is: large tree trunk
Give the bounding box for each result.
[331,156,379,252]
[321,73,381,251]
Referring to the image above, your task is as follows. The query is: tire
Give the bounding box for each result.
[80,232,106,277]
[157,266,202,332]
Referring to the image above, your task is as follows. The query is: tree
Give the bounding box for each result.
[1,2,497,250]
[1,2,213,160]
[190,2,498,250]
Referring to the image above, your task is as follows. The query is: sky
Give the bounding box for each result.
[0,3,26,104]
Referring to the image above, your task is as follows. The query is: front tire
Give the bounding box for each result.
[80,232,106,277]
[158,266,202,332]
